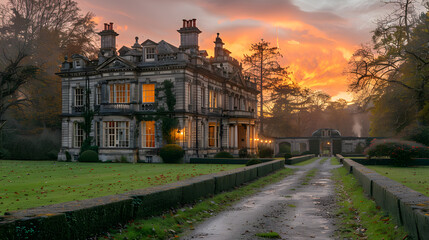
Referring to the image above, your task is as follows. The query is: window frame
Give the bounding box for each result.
[141,121,156,148]
[74,88,84,106]
[109,83,130,103]
[142,84,155,103]
[73,122,84,148]
[103,121,130,148]
[146,47,155,60]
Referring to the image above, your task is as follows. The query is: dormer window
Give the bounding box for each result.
[74,60,81,68]
[146,47,155,60]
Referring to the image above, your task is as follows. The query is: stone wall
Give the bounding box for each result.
[337,155,429,240]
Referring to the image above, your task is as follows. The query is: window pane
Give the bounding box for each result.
[142,84,155,103]
[209,126,215,147]
[142,121,155,148]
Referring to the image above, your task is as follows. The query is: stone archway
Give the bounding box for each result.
[275,141,291,156]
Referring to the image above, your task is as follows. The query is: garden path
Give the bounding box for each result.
[182,158,342,240]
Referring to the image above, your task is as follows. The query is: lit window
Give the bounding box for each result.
[73,122,84,148]
[146,47,155,60]
[103,121,130,148]
[209,90,218,108]
[142,84,155,103]
[174,128,185,145]
[142,121,155,148]
[74,88,83,106]
[209,122,218,147]
[109,84,130,103]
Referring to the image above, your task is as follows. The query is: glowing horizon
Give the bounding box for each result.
[77,0,393,102]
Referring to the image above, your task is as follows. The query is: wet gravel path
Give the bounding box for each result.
[182,158,342,240]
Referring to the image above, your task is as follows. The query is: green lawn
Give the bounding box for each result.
[0,161,241,214]
[366,165,429,196]
[294,157,321,166]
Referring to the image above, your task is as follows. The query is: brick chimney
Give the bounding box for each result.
[177,19,201,52]
[98,22,119,59]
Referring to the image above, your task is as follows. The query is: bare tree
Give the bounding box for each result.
[242,39,290,135]
[0,0,98,128]
[348,0,429,113]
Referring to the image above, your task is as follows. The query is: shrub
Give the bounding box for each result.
[80,137,98,154]
[78,150,99,162]
[65,151,72,162]
[301,151,312,155]
[0,148,11,159]
[278,144,291,156]
[47,150,58,160]
[284,152,292,160]
[160,144,184,163]
[258,146,273,158]
[238,148,248,158]
[291,151,300,156]
[365,139,429,166]
[214,151,234,158]
[405,126,429,146]
[246,159,262,166]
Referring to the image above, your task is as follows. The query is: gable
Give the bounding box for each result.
[96,56,137,71]
[142,39,158,47]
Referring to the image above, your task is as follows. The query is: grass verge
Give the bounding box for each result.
[332,166,408,239]
[255,231,281,238]
[330,157,341,166]
[0,161,240,214]
[294,157,319,166]
[100,168,295,240]
[301,168,318,185]
[366,165,429,196]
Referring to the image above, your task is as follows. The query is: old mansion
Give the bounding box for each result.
[57,20,259,162]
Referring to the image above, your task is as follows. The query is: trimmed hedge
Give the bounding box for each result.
[160,144,185,163]
[246,159,262,166]
[214,151,234,158]
[0,160,285,240]
[284,154,315,165]
[78,150,99,162]
[190,158,275,164]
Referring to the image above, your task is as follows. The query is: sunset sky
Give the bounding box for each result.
[73,1,395,100]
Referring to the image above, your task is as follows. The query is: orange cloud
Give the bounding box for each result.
[77,0,384,100]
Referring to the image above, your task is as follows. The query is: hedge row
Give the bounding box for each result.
[340,157,429,240]
[189,158,275,164]
[350,158,429,166]
[284,154,315,165]
[0,160,285,239]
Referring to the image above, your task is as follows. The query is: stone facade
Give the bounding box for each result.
[57,20,259,162]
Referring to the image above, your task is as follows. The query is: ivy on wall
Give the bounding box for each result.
[135,80,178,144]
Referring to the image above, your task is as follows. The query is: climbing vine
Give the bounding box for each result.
[78,76,98,155]
[135,80,178,144]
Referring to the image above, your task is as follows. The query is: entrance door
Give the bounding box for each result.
[238,124,247,149]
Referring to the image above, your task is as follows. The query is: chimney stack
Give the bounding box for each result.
[98,22,119,61]
[177,19,201,52]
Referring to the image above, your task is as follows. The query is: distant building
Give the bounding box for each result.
[57,20,259,162]
[274,128,370,156]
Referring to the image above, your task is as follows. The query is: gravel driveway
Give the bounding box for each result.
[182,158,342,240]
